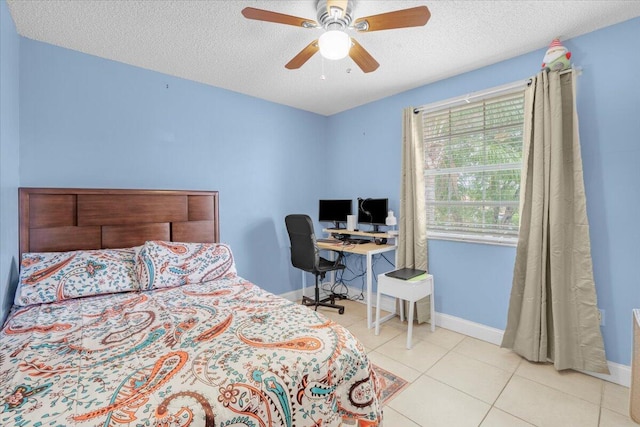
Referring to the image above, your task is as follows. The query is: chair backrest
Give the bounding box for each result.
[285,214,319,273]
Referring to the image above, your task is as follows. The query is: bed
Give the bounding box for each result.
[0,188,382,427]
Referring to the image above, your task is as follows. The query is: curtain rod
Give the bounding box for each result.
[413,66,581,114]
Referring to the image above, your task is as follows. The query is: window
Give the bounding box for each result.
[422,90,525,245]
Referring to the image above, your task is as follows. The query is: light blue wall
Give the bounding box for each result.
[326,17,640,366]
[0,0,20,324]
[577,18,640,368]
[18,38,328,296]
[5,6,639,367]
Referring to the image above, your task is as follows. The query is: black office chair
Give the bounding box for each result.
[285,214,345,314]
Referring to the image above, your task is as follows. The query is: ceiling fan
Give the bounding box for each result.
[241,0,431,73]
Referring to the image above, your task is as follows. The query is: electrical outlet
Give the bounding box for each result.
[598,309,605,326]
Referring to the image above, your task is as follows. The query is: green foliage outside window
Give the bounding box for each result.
[423,92,524,241]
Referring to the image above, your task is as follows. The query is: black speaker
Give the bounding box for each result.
[374,238,387,245]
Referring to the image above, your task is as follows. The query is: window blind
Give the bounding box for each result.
[422,91,525,241]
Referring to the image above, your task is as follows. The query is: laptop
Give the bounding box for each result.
[385,268,426,280]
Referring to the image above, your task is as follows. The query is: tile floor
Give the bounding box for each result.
[317,299,635,427]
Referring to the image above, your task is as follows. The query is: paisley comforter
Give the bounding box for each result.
[0,276,381,426]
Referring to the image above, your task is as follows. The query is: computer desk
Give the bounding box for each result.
[316,229,397,329]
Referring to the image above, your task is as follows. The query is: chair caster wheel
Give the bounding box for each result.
[339,308,345,315]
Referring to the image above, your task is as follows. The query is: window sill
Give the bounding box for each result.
[427,232,518,247]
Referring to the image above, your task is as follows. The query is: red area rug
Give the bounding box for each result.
[372,363,408,405]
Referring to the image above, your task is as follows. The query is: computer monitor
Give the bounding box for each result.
[318,199,353,229]
[357,198,388,232]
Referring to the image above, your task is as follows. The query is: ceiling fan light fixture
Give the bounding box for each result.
[318,30,351,60]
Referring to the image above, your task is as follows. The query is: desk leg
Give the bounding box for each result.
[407,302,415,349]
[375,290,381,336]
[366,252,373,329]
[302,271,306,300]
[327,251,336,291]
[430,280,436,332]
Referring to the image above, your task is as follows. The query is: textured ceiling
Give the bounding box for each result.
[7,0,640,116]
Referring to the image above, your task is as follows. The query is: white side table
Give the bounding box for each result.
[375,272,435,349]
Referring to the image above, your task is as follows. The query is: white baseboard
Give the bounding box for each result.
[435,312,505,346]
[280,283,397,312]
[579,361,631,388]
[434,311,631,387]
[280,288,304,302]
[281,286,631,387]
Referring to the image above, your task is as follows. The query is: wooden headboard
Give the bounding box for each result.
[19,188,219,258]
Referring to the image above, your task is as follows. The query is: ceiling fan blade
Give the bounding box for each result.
[354,6,431,32]
[285,40,319,70]
[349,38,379,73]
[326,0,349,18]
[241,7,317,28]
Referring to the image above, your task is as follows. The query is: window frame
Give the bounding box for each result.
[418,83,527,247]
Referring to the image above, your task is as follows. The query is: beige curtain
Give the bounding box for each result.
[501,70,609,373]
[398,107,429,323]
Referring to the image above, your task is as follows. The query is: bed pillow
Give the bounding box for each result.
[15,247,139,307]
[135,241,237,290]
